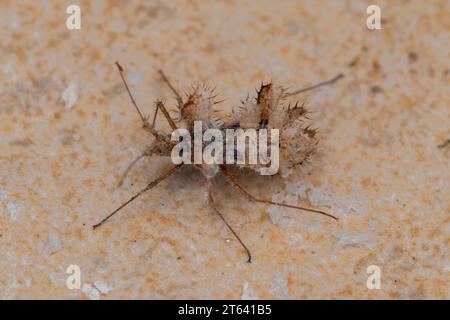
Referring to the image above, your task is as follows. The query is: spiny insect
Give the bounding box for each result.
[93,62,343,263]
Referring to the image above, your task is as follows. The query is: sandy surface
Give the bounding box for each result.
[0,0,449,299]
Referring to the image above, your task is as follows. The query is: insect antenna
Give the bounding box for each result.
[93,164,182,229]
[115,62,147,124]
[284,73,344,97]
[158,69,183,108]
[220,166,338,221]
[115,62,160,138]
[208,183,252,263]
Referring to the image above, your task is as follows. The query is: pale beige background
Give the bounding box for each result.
[0,0,448,299]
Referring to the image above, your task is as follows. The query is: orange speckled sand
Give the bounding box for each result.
[0,0,448,299]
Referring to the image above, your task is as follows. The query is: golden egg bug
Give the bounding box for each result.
[93,62,343,263]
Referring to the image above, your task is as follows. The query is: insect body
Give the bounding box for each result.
[93,62,343,263]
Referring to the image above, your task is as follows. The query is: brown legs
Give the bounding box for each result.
[220,166,338,221]
[207,182,252,263]
[93,164,182,229]
[284,73,344,98]
[155,100,178,130]
[115,62,179,135]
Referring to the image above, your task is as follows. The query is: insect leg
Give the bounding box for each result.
[284,73,344,98]
[155,100,178,130]
[220,165,338,221]
[151,104,159,129]
[207,182,252,263]
[93,164,182,229]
